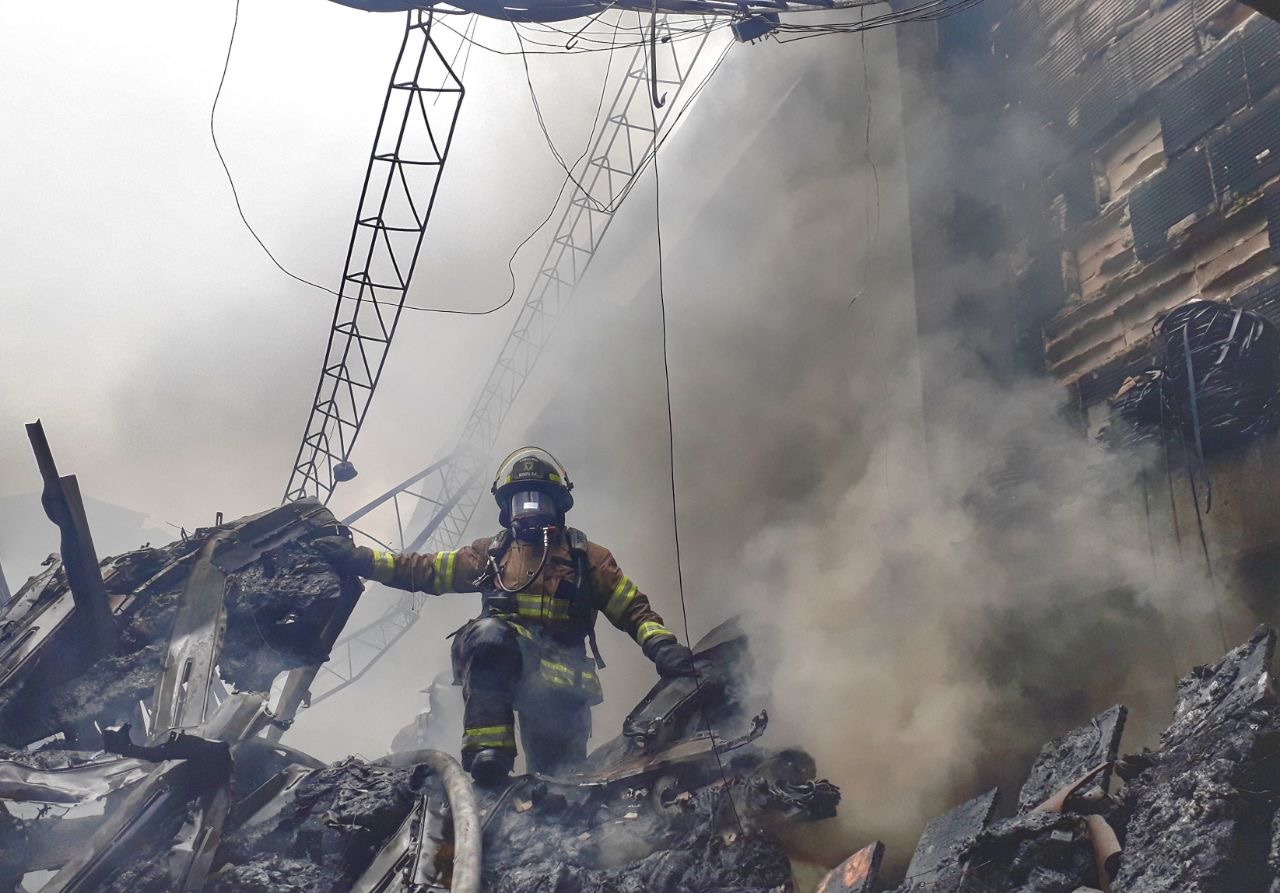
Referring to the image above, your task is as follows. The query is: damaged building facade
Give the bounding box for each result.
[898,0,1280,625]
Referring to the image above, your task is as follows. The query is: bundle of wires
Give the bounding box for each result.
[769,0,986,41]
[1156,300,1280,456]
[1103,369,1166,450]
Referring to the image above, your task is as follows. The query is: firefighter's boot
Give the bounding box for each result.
[455,618,522,784]
[467,747,516,785]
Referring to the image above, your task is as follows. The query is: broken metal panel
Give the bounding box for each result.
[1129,146,1217,259]
[151,533,231,739]
[1244,15,1280,100]
[1017,704,1127,813]
[901,795,998,889]
[0,755,150,803]
[41,693,266,893]
[1158,38,1248,157]
[815,841,884,893]
[902,787,999,888]
[1208,92,1280,200]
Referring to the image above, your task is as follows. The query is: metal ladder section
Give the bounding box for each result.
[306,23,719,707]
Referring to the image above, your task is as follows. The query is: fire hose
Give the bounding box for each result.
[378,749,482,893]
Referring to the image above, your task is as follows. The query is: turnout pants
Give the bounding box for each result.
[451,617,593,777]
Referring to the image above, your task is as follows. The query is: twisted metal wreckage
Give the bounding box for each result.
[9,430,1280,891]
[0,425,839,892]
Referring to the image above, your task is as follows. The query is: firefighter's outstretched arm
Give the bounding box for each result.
[312,536,489,594]
[588,543,696,678]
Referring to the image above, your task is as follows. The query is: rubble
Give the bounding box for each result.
[821,626,1280,893]
[10,485,1280,892]
[0,501,838,892]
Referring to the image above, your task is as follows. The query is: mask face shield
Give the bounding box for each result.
[510,489,556,531]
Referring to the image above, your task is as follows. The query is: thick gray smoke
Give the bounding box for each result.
[516,18,1251,872]
[0,1,1254,875]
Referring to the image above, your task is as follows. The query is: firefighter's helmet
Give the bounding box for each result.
[491,447,574,527]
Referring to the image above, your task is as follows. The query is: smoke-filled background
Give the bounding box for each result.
[0,0,1254,879]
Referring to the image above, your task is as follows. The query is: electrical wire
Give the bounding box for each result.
[646,41,746,840]
[210,2,619,318]
[512,23,611,210]
[212,0,343,301]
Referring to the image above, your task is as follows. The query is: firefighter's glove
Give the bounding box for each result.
[312,536,372,577]
[648,639,697,679]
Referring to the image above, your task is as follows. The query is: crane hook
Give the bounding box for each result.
[649,2,666,108]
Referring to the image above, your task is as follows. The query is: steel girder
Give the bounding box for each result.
[285,10,466,505]
[306,25,718,706]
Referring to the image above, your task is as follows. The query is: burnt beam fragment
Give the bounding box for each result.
[816,841,884,893]
[25,420,117,655]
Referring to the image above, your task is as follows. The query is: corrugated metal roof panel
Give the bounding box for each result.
[1037,21,1086,94]
[1125,2,1198,93]
[1192,0,1232,28]
[1232,269,1280,324]
[1208,94,1280,199]
[1079,0,1145,52]
[1129,146,1216,259]
[1077,355,1152,407]
[1158,39,1248,156]
[1040,0,1082,30]
[1244,16,1280,101]
[1071,52,1129,140]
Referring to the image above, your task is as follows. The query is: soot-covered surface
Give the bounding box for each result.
[868,627,1280,893]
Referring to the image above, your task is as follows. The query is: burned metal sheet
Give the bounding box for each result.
[1232,268,1280,324]
[1017,704,1127,813]
[1124,2,1198,93]
[1128,145,1216,259]
[1158,38,1248,156]
[1208,92,1280,199]
[1244,15,1280,100]
[0,755,150,803]
[902,787,1000,889]
[151,533,231,739]
[815,841,884,893]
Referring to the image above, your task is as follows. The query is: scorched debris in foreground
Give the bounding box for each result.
[0,496,837,892]
[6,481,1280,890]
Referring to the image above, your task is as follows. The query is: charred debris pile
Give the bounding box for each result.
[3,442,1280,891]
[0,497,837,893]
[822,626,1280,893]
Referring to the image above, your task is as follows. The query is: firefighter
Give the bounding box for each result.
[313,446,697,784]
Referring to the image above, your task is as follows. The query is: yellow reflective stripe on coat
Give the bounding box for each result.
[603,577,638,623]
[370,550,396,584]
[635,621,674,645]
[462,724,516,750]
[514,593,573,621]
[432,551,458,590]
